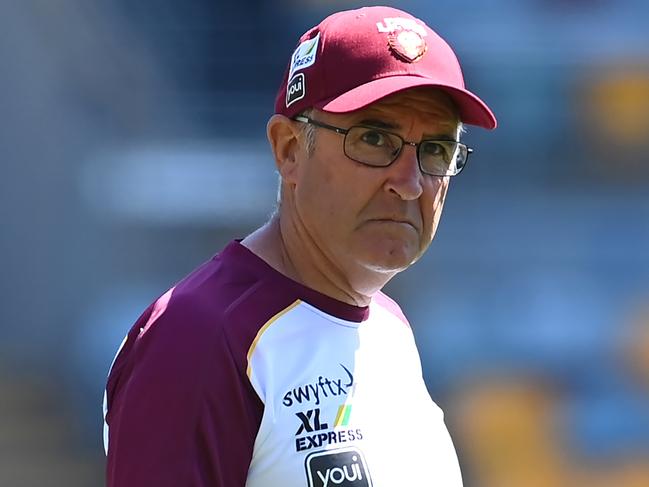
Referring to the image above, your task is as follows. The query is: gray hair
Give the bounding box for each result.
[299,108,317,156]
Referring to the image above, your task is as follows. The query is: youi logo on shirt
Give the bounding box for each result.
[305,447,372,487]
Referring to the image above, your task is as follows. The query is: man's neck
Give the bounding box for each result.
[241,215,391,307]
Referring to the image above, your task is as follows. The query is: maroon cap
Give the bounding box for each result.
[274,6,497,129]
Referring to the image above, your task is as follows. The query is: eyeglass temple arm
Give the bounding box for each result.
[293,116,349,135]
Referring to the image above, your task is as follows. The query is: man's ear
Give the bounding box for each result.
[267,114,303,185]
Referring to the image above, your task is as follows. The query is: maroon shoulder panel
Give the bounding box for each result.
[105,241,370,486]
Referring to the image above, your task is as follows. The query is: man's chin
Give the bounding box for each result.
[359,245,421,274]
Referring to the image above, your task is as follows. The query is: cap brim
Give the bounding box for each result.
[315,76,497,130]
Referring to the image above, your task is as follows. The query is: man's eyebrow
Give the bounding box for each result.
[427,133,459,141]
[357,118,400,130]
[357,118,458,140]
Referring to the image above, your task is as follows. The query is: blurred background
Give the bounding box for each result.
[1,0,648,485]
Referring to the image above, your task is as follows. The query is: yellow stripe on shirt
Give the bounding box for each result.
[246,299,302,379]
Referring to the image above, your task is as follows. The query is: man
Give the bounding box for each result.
[104,5,496,487]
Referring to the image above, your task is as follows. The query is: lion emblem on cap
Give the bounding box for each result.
[388,30,427,63]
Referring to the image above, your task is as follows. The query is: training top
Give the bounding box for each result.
[103,240,463,487]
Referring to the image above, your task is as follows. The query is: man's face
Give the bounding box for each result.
[287,88,459,277]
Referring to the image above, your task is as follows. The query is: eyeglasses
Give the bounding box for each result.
[293,115,472,177]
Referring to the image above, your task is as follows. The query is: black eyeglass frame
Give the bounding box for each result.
[293,115,473,177]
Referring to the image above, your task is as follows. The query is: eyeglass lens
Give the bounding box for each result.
[344,126,466,176]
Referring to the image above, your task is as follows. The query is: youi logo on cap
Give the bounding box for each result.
[286,73,305,108]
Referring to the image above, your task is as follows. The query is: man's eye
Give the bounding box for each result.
[421,141,447,157]
[360,130,387,147]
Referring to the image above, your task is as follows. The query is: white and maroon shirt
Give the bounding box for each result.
[104,241,462,486]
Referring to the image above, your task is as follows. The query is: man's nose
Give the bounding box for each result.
[383,144,424,200]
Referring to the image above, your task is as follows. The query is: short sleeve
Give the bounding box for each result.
[104,289,263,486]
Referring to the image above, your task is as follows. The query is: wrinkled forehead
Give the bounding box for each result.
[329,87,461,135]
[372,87,459,121]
